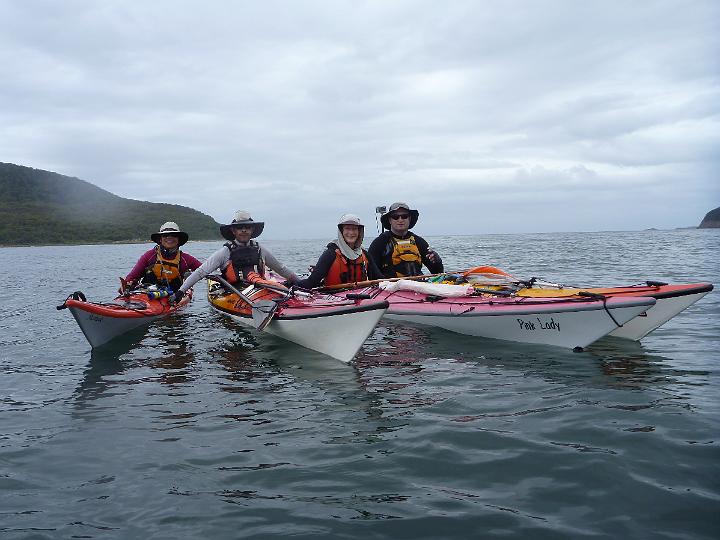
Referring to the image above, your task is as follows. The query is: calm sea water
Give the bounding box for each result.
[1,229,718,539]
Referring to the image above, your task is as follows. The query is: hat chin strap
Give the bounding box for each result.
[160,246,178,258]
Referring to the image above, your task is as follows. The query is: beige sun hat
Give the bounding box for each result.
[219,210,265,241]
[150,222,189,246]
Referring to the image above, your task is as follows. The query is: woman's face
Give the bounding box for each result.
[232,225,253,243]
[160,234,180,250]
[341,225,360,247]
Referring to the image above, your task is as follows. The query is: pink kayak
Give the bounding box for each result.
[333,282,656,350]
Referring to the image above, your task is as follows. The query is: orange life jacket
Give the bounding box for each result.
[145,246,182,288]
[390,234,422,277]
[324,248,369,286]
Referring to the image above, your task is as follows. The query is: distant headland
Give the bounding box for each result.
[699,206,720,228]
[0,162,221,246]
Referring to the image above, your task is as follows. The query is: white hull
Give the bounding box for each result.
[68,306,162,348]
[609,290,710,340]
[385,298,656,349]
[211,304,387,363]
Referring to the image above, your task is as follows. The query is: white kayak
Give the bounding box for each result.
[207,276,389,363]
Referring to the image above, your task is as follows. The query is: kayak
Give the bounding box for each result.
[456,268,713,341]
[59,287,193,348]
[514,281,713,340]
[332,281,657,350]
[206,276,389,363]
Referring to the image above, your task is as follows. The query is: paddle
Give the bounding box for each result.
[209,274,288,330]
[242,271,291,294]
[118,277,130,296]
[208,274,256,306]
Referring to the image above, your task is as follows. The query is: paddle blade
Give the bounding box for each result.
[463,266,513,277]
[251,299,279,330]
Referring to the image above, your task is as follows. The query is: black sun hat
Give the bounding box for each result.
[380,202,419,230]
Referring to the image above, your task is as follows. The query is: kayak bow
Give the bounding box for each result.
[60,287,193,348]
[207,277,388,362]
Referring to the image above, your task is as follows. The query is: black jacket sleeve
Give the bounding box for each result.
[414,234,444,274]
[295,246,337,289]
[367,232,395,278]
[365,250,384,280]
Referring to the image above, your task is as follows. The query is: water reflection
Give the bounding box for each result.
[71,339,139,407]
[72,313,202,407]
[359,321,704,397]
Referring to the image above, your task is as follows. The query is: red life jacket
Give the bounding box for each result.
[324,248,369,286]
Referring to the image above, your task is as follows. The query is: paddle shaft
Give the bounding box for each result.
[209,275,255,305]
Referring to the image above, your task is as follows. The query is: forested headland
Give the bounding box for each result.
[699,206,720,228]
[0,163,221,245]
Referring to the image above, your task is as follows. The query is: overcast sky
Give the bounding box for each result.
[1,0,718,238]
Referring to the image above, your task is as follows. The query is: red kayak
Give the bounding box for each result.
[59,286,193,348]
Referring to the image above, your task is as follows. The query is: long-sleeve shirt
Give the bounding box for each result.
[296,243,384,289]
[178,242,298,293]
[125,248,202,283]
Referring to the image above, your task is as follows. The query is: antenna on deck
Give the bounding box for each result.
[375,205,386,234]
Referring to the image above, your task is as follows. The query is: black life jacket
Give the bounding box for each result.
[222,240,265,283]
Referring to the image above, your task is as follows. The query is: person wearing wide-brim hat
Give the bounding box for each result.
[174,211,299,302]
[295,213,384,289]
[124,221,203,292]
[368,202,444,278]
[219,211,265,240]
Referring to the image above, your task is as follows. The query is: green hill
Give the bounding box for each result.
[0,162,221,245]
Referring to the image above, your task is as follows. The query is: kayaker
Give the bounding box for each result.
[296,214,384,289]
[173,211,299,303]
[368,202,443,278]
[124,221,202,292]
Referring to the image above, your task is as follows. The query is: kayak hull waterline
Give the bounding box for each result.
[64,290,193,348]
[516,283,713,340]
[366,288,657,349]
[207,277,388,363]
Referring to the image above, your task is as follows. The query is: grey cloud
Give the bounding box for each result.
[1,0,718,237]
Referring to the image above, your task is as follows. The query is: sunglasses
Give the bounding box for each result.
[160,233,180,238]
[231,225,253,230]
[390,213,409,220]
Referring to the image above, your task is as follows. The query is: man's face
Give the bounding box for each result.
[232,225,253,243]
[389,211,410,235]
